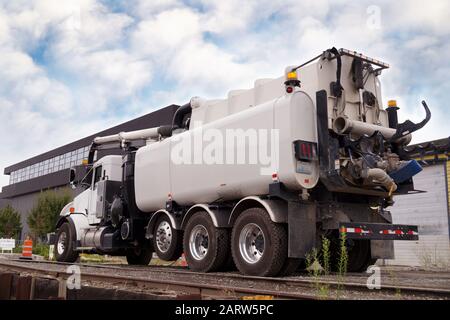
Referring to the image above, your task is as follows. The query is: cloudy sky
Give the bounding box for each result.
[0,0,449,188]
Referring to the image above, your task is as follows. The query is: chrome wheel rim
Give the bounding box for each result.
[239,223,265,264]
[57,231,67,255]
[155,220,172,253]
[189,225,209,260]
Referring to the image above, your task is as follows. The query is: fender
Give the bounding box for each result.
[57,201,74,221]
[145,209,182,239]
[55,201,74,239]
[229,196,288,225]
[181,204,231,229]
[54,214,87,251]
[56,212,90,243]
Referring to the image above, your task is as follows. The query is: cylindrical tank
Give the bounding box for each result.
[134,91,319,212]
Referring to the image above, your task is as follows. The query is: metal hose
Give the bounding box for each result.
[364,168,397,195]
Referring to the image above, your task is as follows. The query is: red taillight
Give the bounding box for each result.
[294,140,317,161]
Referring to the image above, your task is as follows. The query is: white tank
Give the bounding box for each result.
[134,91,319,212]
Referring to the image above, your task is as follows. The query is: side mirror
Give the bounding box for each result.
[69,168,77,189]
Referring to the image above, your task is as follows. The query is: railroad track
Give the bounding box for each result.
[0,260,317,300]
[1,259,449,299]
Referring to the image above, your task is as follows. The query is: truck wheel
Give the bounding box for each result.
[231,207,287,277]
[330,239,375,272]
[347,240,376,272]
[183,211,229,272]
[126,247,152,265]
[55,222,79,263]
[153,215,183,261]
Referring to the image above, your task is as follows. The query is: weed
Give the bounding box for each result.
[322,236,331,276]
[335,232,348,299]
[305,238,333,299]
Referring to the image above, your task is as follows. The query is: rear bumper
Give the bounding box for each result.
[339,222,419,241]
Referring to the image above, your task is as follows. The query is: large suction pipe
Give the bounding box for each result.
[93,126,173,145]
[172,102,192,129]
[333,117,412,145]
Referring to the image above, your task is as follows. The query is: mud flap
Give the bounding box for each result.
[288,201,316,258]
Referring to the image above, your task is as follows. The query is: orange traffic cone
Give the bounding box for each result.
[180,253,188,267]
[20,237,33,260]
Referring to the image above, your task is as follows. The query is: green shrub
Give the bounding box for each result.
[32,243,50,258]
[0,205,22,239]
[27,189,72,241]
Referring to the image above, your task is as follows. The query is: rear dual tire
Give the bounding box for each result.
[183,208,299,277]
[346,240,376,272]
[231,208,288,277]
[183,212,229,272]
[330,238,376,272]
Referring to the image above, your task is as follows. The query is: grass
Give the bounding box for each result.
[335,232,348,299]
[305,237,332,299]
[10,242,50,258]
[304,233,349,300]
[418,244,450,271]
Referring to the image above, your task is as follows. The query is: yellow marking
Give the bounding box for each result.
[242,295,274,300]
[414,154,448,161]
[447,161,450,217]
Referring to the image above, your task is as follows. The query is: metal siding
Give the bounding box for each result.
[387,164,450,267]
[447,160,450,237]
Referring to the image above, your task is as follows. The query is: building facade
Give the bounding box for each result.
[0,105,178,238]
[387,137,450,268]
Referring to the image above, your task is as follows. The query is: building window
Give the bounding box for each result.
[8,145,91,185]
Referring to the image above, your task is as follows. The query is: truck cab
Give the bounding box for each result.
[72,155,122,225]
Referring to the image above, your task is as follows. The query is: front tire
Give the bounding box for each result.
[153,215,183,261]
[183,211,229,272]
[126,247,153,265]
[55,222,79,263]
[231,207,287,277]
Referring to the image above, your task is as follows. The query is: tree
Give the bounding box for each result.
[0,205,22,239]
[27,189,72,241]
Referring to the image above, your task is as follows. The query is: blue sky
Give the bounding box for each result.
[0,0,449,188]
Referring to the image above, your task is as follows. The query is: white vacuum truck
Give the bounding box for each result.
[53,48,430,276]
